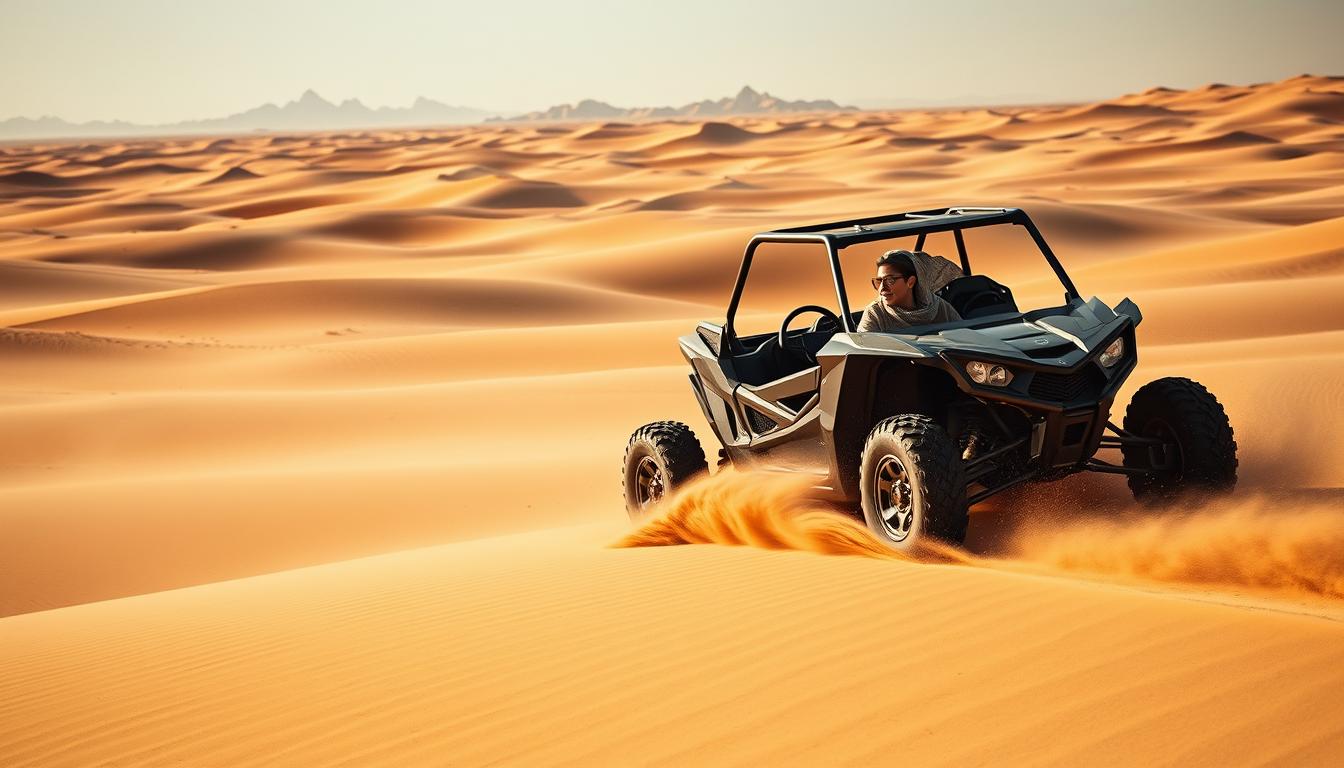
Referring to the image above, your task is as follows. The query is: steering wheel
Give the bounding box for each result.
[778,305,842,364]
[958,288,1006,316]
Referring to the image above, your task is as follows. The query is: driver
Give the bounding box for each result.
[857,249,961,332]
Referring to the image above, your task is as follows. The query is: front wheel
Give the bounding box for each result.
[622,421,708,519]
[1122,377,1237,503]
[859,415,969,550]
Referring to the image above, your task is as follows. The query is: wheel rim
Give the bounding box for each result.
[874,455,914,541]
[635,456,666,509]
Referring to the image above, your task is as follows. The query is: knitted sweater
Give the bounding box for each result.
[856,251,964,332]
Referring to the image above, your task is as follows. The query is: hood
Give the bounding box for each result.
[831,296,1141,367]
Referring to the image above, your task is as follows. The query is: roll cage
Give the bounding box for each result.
[722,206,1082,351]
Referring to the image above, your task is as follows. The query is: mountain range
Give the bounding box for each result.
[0,90,493,141]
[495,86,854,122]
[0,87,855,141]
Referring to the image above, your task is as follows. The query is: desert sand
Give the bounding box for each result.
[2,75,1344,765]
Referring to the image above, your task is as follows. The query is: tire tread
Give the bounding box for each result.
[622,421,707,515]
[1122,376,1237,500]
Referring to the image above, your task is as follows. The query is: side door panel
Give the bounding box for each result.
[732,364,828,474]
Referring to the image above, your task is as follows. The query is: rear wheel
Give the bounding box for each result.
[622,421,708,518]
[1122,377,1237,503]
[860,415,968,550]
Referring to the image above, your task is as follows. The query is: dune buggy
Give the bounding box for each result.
[623,207,1237,549]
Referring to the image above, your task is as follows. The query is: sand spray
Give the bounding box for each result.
[618,469,1344,599]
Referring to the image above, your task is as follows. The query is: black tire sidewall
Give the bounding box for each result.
[621,421,708,519]
[1122,377,1237,502]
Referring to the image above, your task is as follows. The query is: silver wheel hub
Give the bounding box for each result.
[635,456,666,509]
[875,455,915,541]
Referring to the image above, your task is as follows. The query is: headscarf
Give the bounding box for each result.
[863,250,963,330]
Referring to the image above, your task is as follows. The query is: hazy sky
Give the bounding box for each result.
[3,0,1342,123]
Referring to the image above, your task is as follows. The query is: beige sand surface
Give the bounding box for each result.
[2,75,1344,764]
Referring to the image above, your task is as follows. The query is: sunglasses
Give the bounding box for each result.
[871,275,912,289]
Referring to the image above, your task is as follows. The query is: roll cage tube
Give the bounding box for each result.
[1019,216,1081,300]
[723,233,852,354]
[721,208,1082,353]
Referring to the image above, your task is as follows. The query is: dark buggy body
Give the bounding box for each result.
[624,207,1237,549]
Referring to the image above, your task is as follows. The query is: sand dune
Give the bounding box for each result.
[20,277,712,342]
[2,74,1344,764]
[1,522,1342,767]
[206,165,263,184]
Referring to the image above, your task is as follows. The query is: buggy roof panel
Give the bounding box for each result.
[758,207,1026,247]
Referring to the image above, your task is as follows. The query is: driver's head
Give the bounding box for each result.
[873,250,917,309]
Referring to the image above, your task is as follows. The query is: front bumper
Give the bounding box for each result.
[942,326,1137,469]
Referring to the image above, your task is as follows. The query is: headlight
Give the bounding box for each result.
[1098,337,1125,368]
[966,360,1013,387]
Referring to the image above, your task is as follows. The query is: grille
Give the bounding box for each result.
[744,406,777,434]
[1028,365,1105,403]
